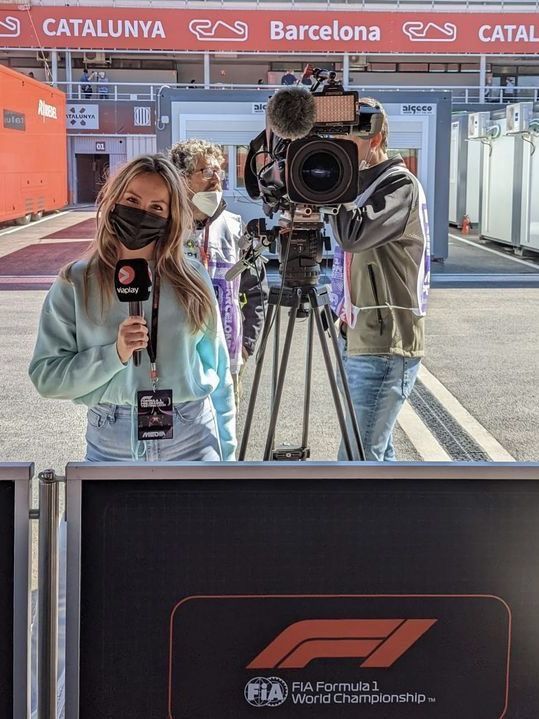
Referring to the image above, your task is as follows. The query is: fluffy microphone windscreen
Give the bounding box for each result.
[267,87,317,140]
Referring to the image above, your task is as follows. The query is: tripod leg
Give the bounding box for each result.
[238,302,275,460]
[311,305,356,460]
[323,305,366,461]
[263,290,301,461]
[301,310,314,453]
[272,305,281,406]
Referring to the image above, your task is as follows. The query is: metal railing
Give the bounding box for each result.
[52,80,539,104]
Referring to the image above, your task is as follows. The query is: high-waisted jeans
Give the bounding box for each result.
[85,396,222,462]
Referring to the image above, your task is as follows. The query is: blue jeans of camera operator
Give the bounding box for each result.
[337,335,421,461]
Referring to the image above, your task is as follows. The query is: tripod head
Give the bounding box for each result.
[247,214,331,289]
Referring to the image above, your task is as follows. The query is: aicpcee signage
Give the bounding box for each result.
[168,594,511,718]
[1,8,539,54]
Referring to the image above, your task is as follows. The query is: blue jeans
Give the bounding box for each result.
[337,338,421,461]
[85,396,222,462]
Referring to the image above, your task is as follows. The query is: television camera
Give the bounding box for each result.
[243,67,384,288]
[237,70,382,462]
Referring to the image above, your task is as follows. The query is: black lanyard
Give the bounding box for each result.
[147,271,161,388]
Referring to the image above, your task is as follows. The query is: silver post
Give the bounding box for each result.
[479,54,487,103]
[204,50,210,89]
[38,469,60,719]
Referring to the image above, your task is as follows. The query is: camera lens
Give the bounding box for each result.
[286,137,359,205]
[300,152,341,193]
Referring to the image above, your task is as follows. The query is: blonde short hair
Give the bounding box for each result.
[358,97,389,152]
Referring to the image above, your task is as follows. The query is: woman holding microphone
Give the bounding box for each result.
[29,154,236,462]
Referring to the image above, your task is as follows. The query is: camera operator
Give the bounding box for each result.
[169,139,268,406]
[329,98,430,461]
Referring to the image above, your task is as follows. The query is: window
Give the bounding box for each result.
[398,63,429,72]
[219,146,230,190]
[368,63,397,72]
[388,149,418,177]
[236,146,248,189]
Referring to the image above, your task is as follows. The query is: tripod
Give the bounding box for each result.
[239,283,366,461]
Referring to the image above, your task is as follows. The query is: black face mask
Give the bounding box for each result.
[110,204,169,251]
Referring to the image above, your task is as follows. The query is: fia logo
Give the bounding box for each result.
[244,677,288,707]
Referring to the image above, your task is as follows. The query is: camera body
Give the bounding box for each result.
[245,70,384,215]
[243,70,384,288]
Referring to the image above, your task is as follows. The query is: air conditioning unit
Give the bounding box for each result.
[349,55,368,67]
[83,52,109,66]
[506,102,534,133]
[468,112,491,139]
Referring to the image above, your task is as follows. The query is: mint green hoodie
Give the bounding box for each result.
[28,259,237,461]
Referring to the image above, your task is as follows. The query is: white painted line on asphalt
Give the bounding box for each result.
[397,402,452,461]
[0,211,72,238]
[34,238,91,244]
[419,365,515,462]
[433,274,539,285]
[0,275,56,284]
[449,234,539,271]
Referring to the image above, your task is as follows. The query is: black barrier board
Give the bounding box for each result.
[78,478,539,718]
[0,481,14,719]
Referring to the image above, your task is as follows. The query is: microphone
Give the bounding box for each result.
[225,240,267,282]
[114,259,152,367]
[225,256,253,283]
[266,86,316,140]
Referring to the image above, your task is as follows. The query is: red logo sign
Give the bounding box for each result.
[0,8,538,54]
[118,265,135,285]
[247,618,437,669]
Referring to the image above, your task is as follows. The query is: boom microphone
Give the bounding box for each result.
[266,86,316,140]
[114,259,152,367]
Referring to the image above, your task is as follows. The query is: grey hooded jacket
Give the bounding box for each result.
[329,156,429,358]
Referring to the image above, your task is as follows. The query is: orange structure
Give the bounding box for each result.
[0,66,67,225]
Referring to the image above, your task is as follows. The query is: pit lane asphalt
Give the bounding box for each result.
[0,210,538,478]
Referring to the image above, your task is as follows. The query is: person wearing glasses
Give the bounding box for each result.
[169,139,268,406]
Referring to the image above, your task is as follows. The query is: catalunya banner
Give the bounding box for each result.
[0,8,538,54]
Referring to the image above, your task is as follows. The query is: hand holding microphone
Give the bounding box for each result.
[114,259,152,366]
[116,317,149,365]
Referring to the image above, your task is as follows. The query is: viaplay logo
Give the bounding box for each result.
[118,265,135,285]
[247,618,437,669]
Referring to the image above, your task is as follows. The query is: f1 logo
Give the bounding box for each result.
[247,618,437,669]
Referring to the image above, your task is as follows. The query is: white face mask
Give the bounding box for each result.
[192,190,222,217]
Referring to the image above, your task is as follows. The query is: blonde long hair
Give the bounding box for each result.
[61,154,214,332]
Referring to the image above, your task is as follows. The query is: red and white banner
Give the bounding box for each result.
[0,8,538,54]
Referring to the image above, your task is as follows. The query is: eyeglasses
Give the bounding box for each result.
[194,167,225,180]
